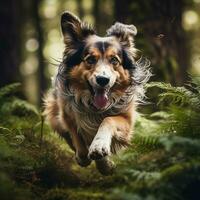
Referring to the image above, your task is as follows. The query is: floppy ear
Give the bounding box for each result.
[61,11,95,66]
[106,22,137,69]
[106,22,137,48]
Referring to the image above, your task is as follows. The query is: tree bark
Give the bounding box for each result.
[93,0,114,36]
[0,0,22,87]
[77,0,84,19]
[32,0,47,104]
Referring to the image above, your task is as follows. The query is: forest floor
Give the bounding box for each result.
[0,79,200,200]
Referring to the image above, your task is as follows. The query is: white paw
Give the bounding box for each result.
[88,138,111,160]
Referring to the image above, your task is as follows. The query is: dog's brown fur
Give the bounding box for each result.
[43,11,150,175]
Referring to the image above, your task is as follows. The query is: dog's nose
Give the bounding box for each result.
[96,76,110,87]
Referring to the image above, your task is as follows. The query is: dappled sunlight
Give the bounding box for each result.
[191,54,200,74]
[20,55,39,76]
[25,38,39,52]
[41,0,58,19]
[183,10,199,30]
[43,42,64,63]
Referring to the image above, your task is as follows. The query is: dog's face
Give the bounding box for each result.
[59,12,138,111]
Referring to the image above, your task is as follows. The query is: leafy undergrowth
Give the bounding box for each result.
[0,77,200,200]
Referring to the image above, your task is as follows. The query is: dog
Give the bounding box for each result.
[43,11,151,175]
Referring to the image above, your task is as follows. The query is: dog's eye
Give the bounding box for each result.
[109,57,119,65]
[85,56,97,65]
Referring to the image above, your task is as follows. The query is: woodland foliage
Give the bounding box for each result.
[0,76,200,200]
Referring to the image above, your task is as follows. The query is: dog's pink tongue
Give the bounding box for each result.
[93,89,108,109]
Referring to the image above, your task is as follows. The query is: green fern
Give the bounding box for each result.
[0,83,21,100]
[8,98,39,117]
[146,77,200,110]
[0,83,39,129]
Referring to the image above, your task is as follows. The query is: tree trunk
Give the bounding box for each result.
[93,0,114,35]
[32,0,47,104]
[77,0,84,19]
[0,0,22,87]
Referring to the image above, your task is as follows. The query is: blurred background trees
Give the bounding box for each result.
[0,0,200,105]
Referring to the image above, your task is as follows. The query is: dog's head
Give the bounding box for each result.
[57,11,148,112]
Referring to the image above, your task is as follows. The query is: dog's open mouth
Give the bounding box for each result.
[93,88,109,109]
[87,81,109,109]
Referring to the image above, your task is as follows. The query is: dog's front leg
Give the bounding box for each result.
[88,120,112,160]
[70,128,91,167]
[88,114,132,160]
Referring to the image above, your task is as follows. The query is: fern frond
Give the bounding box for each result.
[159,136,200,153]
[146,80,200,110]
[0,83,21,100]
[10,99,39,117]
[149,111,171,119]
[133,135,162,152]
[119,168,161,183]
[189,75,200,90]
[1,98,39,118]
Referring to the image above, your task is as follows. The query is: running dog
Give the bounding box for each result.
[44,11,150,175]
